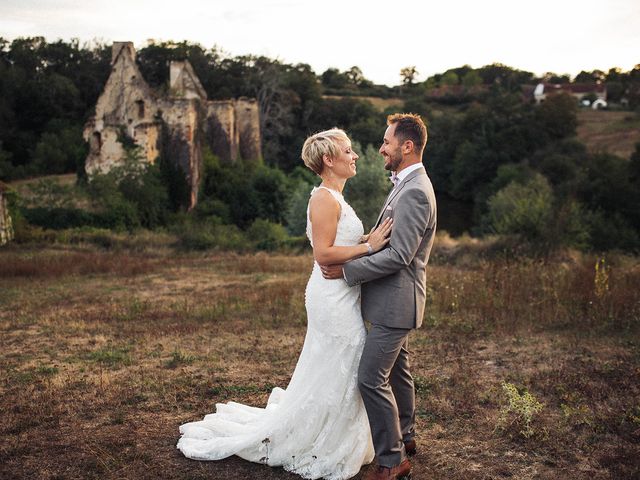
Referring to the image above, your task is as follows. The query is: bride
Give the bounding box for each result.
[177,128,393,480]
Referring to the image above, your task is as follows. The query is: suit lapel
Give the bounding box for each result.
[373,167,426,227]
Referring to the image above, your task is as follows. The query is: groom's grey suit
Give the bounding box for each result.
[343,165,436,467]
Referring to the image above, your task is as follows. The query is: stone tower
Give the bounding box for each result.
[83,42,161,175]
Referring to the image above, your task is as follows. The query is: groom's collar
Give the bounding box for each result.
[393,163,424,184]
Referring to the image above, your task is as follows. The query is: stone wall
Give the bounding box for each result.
[170,61,207,100]
[206,101,238,162]
[159,98,204,208]
[0,183,14,246]
[235,98,262,161]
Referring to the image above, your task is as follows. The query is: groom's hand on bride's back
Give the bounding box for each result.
[320,263,345,279]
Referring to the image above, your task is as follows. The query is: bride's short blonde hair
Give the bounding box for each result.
[301,128,349,175]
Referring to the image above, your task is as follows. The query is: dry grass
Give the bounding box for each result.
[1,244,639,480]
[8,173,91,209]
[576,110,640,159]
[0,250,160,278]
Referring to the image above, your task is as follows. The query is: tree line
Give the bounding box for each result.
[1,37,639,252]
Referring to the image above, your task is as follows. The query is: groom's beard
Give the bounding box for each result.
[384,149,403,171]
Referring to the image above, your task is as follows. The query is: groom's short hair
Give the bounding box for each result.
[387,113,427,153]
[301,128,350,175]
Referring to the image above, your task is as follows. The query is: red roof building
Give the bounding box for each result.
[534,82,607,107]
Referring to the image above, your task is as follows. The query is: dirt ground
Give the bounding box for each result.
[1,247,639,479]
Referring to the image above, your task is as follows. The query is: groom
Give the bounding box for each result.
[322,113,436,480]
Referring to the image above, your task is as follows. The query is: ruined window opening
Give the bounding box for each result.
[91,132,102,151]
[136,100,145,119]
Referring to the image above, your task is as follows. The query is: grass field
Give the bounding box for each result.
[576,110,640,159]
[1,242,639,479]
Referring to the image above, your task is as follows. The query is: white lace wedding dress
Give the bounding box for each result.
[177,186,374,479]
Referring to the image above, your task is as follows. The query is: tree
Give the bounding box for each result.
[346,66,364,86]
[485,174,553,239]
[32,125,86,175]
[441,71,459,86]
[574,69,606,84]
[535,93,578,141]
[630,143,640,183]
[400,66,418,85]
[321,68,348,90]
[542,72,571,84]
[343,143,390,230]
[462,70,482,87]
[85,147,170,230]
[285,179,314,236]
[477,63,534,90]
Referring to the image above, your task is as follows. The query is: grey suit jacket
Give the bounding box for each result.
[343,166,436,329]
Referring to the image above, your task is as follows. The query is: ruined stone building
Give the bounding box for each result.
[83,42,261,208]
[0,181,14,245]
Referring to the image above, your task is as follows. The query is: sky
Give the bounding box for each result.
[1,0,639,86]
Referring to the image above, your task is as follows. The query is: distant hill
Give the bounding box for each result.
[321,95,403,111]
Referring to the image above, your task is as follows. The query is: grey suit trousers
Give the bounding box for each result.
[358,324,415,468]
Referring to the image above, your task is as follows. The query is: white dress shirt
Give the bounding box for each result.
[391,162,424,190]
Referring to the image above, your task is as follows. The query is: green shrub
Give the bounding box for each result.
[94,197,141,231]
[584,209,640,252]
[486,174,553,240]
[246,219,288,251]
[193,197,232,224]
[252,165,291,224]
[177,218,249,251]
[32,124,87,175]
[343,143,390,231]
[21,206,97,230]
[85,153,170,231]
[117,163,170,228]
[283,235,311,252]
[285,180,313,236]
[199,146,297,229]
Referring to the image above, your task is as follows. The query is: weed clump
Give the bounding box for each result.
[497,381,545,439]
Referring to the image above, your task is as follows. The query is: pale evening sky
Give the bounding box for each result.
[1,0,639,86]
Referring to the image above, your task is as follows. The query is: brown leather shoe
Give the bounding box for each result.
[404,439,417,457]
[363,458,412,480]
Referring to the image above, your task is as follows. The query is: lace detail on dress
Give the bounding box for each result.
[306,186,364,248]
[177,185,373,480]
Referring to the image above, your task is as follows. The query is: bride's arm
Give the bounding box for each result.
[310,189,391,265]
